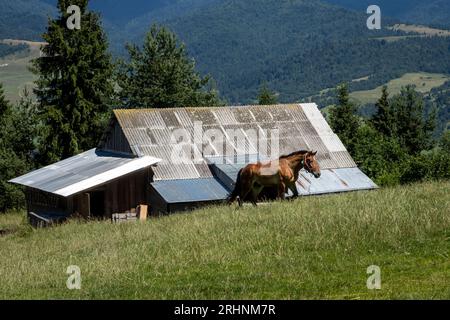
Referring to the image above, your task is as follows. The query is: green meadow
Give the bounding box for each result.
[0,181,449,300]
[350,72,450,105]
[0,41,42,103]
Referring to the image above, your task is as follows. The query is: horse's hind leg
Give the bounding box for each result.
[239,181,253,207]
[278,182,286,201]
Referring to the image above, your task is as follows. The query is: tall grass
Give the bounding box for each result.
[0,181,449,299]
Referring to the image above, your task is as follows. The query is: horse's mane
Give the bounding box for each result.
[279,150,309,159]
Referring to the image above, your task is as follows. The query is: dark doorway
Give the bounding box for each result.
[89,191,105,218]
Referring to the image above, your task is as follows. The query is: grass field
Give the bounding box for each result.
[350,72,450,105]
[0,40,44,103]
[0,181,449,300]
[373,24,450,42]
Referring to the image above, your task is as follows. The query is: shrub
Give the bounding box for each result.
[399,149,450,184]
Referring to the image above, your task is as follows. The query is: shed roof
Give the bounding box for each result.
[9,149,161,197]
[106,103,356,181]
[151,178,230,204]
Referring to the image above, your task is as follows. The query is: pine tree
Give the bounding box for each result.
[31,0,114,165]
[328,83,360,154]
[9,89,39,163]
[257,84,278,105]
[0,85,31,212]
[371,86,394,137]
[117,24,221,109]
[390,86,435,154]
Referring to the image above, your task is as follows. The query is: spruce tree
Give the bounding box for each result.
[390,86,435,154]
[32,0,114,165]
[118,24,220,109]
[257,84,278,105]
[371,86,394,137]
[0,85,31,212]
[329,83,360,154]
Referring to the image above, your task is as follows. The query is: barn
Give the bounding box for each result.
[10,103,377,225]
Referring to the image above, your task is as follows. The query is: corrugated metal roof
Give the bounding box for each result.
[151,178,230,204]
[111,104,358,181]
[294,168,377,195]
[9,149,161,197]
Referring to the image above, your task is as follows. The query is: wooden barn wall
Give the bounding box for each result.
[105,168,149,217]
[26,187,68,215]
[101,120,133,155]
[148,185,169,216]
[70,168,150,218]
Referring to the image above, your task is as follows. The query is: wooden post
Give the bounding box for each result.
[137,205,148,221]
[80,193,90,218]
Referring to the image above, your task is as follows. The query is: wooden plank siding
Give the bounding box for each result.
[26,168,152,221]
[100,120,133,155]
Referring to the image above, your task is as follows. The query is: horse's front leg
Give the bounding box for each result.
[287,182,299,200]
[277,182,286,201]
[251,185,264,206]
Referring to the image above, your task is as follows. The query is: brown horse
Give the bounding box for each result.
[227,150,321,206]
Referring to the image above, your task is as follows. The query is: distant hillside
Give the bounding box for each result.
[402,0,450,28]
[0,0,55,41]
[0,43,27,59]
[121,0,450,103]
[323,0,450,28]
[2,0,450,105]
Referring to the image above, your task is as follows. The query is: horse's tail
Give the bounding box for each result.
[227,168,243,204]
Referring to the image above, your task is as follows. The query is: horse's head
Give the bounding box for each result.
[304,151,321,178]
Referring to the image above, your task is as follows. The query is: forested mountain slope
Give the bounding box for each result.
[324,0,450,27]
[2,0,450,104]
[131,0,450,103]
[0,0,55,40]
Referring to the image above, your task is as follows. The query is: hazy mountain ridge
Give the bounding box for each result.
[1,0,449,104]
